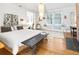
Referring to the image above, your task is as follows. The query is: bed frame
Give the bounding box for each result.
[0,40,29,55]
[0,26,28,55]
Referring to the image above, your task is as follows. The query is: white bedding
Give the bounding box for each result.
[0,29,42,55]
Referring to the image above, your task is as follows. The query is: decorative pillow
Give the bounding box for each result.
[17,26,23,30]
[11,26,15,31]
[13,26,17,30]
[1,26,12,32]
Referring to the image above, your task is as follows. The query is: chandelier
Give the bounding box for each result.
[38,3,45,21]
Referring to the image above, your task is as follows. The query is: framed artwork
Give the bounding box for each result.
[12,15,18,26]
[4,14,18,26]
[4,14,12,26]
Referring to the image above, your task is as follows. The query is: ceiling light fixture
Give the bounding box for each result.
[38,3,45,21]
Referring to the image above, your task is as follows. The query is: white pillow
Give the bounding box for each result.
[11,26,14,31]
[13,26,17,30]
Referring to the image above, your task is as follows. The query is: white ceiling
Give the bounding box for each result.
[15,3,75,12]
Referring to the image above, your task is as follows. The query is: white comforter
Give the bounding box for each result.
[0,29,42,55]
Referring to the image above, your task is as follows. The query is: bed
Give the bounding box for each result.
[0,29,43,55]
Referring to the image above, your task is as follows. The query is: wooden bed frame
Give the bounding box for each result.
[0,40,29,55]
[0,26,29,55]
[0,42,5,49]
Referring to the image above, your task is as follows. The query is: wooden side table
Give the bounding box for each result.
[0,42,5,49]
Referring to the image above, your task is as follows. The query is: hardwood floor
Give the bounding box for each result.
[36,37,79,55]
[1,37,79,55]
[19,37,79,55]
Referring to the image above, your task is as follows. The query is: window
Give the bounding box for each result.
[46,12,61,25]
[47,13,52,24]
[53,12,61,25]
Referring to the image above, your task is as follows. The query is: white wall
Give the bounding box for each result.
[0,3,27,26]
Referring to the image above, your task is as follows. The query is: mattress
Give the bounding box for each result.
[0,29,42,55]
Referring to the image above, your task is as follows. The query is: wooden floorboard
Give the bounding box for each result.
[0,48,12,55]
